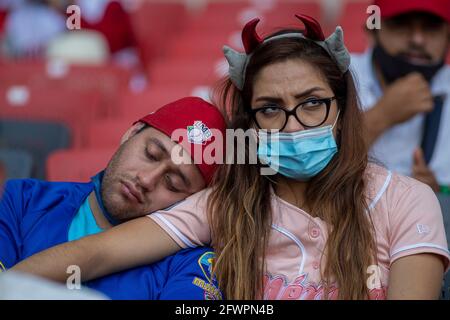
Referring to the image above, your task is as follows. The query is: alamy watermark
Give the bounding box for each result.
[66,265,81,290]
[366,264,383,290]
[169,128,280,176]
[366,5,381,30]
[66,5,81,30]
[64,4,382,32]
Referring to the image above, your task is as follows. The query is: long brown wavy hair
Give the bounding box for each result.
[207,30,377,299]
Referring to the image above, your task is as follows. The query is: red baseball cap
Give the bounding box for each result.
[136,97,226,185]
[374,0,450,23]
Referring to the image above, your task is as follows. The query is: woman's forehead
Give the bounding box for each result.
[252,60,331,99]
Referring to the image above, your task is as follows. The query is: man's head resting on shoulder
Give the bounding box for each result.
[101,97,226,222]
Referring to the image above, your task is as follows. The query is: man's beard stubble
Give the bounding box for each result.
[101,143,144,222]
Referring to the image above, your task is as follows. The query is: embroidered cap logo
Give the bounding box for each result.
[187,121,213,145]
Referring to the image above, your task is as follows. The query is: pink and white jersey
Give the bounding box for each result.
[149,163,450,300]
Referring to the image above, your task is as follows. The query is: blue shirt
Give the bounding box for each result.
[0,177,222,300]
[68,197,103,242]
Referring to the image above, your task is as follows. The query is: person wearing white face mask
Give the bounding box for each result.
[11,14,450,300]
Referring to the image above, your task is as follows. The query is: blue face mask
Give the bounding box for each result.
[257,112,340,181]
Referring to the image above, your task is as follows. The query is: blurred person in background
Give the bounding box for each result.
[76,0,139,68]
[0,97,225,300]
[2,0,139,68]
[0,0,19,35]
[351,0,450,194]
[2,0,65,58]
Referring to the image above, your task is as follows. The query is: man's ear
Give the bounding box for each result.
[120,122,146,144]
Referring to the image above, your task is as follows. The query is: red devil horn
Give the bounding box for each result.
[242,18,263,54]
[295,14,325,41]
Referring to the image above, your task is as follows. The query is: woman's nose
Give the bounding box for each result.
[283,114,305,133]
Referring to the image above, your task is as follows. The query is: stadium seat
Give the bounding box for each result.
[185,1,320,35]
[0,148,33,180]
[164,31,232,62]
[118,84,200,120]
[0,120,71,179]
[46,148,115,182]
[129,2,188,65]
[0,84,100,147]
[86,118,132,148]
[148,58,220,87]
[0,60,130,118]
[185,1,252,34]
[337,1,370,53]
[261,2,321,32]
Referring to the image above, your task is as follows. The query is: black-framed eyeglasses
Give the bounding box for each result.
[248,97,337,131]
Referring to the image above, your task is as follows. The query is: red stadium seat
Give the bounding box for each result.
[337,1,370,53]
[164,31,232,62]
[185,1,320,35]
[148,58,221,87]
[129,2,188,65]
[0,60,130,117]
[118,85,200,120]
[261,2,321,33]
[186,1,251,34]
[46,148,115,182]
[86,118,132,148]
[165,1,320,62]
[0,84,101,147]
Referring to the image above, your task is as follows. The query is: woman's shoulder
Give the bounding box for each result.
[364,162,439,215]
[161,188,212,213]
[365,162,432,194]
[365,164,450,272]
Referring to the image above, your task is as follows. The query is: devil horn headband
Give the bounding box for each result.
[223,14,351,90]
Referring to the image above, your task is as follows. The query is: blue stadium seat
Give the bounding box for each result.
[0,148,33,179]
[0,120,71,179]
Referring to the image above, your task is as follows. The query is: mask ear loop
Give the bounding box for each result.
[331,108,342,149]
[331,109,341,130]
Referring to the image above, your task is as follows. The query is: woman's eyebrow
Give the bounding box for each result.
[254,87,326,103]
[294,87,326,99]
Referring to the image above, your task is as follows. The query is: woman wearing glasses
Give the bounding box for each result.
[13,15,450,300]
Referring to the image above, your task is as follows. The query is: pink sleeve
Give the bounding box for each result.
[146,190,211,249]
[389,181,450,271]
